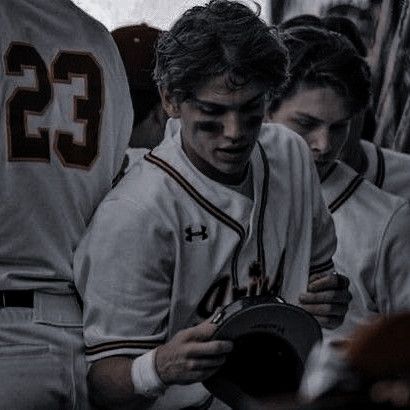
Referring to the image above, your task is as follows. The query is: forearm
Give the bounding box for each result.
[88,356,156,409]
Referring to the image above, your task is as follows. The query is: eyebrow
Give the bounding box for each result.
[293,111,352,124]
[191,92,265,111]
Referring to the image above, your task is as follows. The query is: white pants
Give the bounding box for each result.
[0,291,90,410]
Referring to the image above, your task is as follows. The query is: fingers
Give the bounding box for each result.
[307,272,350,292]
[300,301,349,317]
[183,320,218,342]
[299,289,351,305]
[156,318,234,385]
[300,276,351,329]
[183,354,228,370]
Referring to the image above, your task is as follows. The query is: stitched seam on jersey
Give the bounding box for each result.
[373,201,408,310]
[310,259,334,275]
[85,340,162,355]
[270,249,286,296]
[328,175,364,214]
[144,152,245,289]
[256,141,269,274]
[320,161,338,183]
[375,146,386,189]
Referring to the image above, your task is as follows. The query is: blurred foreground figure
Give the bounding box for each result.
[0,0,133,408]
[300,313,410,409]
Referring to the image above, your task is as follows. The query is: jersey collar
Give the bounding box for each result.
[321,161,364,214]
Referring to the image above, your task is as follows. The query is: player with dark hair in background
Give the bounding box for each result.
[75,1,351,409]
[112,23,168,151]
[282,13,410,202]
[0,0,133,408]
[266,23,410,373]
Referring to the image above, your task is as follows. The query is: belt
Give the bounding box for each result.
[0,290,34,308]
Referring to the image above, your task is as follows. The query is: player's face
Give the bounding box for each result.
[266,84,352,179]
[163,75,266,183]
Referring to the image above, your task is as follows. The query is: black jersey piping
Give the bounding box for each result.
[375,146,386,189]
[256,141,269,275]
[328,174,364,214]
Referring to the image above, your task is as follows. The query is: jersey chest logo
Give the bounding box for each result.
[185,225,208,242]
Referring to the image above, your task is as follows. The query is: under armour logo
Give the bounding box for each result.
[185,225,208,242]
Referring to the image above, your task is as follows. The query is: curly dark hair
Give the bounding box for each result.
[269,25,371,113]
[154,0,288,101]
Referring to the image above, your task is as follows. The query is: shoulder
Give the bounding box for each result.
[65,1,112,40]
[341,161,407,215]
[259,123,310,155]
[258,123,316,185]
[353,173,409,232]
[381,146,410,164]
[362,140,410,165]
[105,149,181,215]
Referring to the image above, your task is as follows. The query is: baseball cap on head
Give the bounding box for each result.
[111,23,160,91]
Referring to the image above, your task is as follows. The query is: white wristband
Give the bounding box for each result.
[131,349,167,398]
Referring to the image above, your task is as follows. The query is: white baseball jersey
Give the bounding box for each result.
[75,119,336,409]
[320,160,410,341]
[360,139,410,201]
[0,0,133,293]
[0,1,132,408]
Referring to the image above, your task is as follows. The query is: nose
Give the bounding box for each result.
[307,127,331,155]
[223,111,242,141]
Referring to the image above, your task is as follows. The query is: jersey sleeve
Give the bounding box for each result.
[309,157,337,277]
[375,202,410,313]
[74,194,175,362]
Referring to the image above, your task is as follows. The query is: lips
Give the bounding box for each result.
[217,145,249,154]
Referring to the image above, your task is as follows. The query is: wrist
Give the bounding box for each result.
[131,349,167,398]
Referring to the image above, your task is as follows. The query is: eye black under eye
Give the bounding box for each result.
[330,123,348,131]
[240,102,264,113]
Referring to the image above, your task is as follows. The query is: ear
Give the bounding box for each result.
[159,87,181,118]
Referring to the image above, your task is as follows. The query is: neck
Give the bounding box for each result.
[342,141,368,175]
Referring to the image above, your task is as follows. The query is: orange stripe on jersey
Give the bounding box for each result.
[375,146,386,189]
[85,340,163,355]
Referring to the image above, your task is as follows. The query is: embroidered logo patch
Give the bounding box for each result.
[185,225,208,242]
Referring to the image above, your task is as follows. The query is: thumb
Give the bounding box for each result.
[308,271,328,284]
[188,318,218,342]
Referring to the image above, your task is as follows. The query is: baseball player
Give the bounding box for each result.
[319,15,410,202]
[280,13,410,202]
[266,25,410,341]
[74,2,351,409]
[0,0,133,408]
